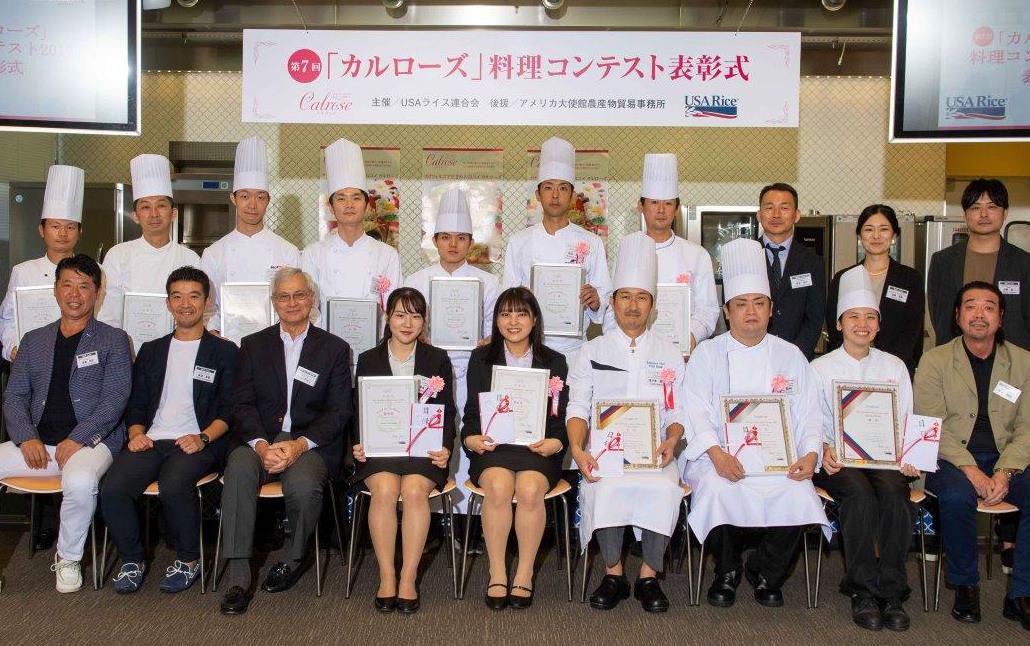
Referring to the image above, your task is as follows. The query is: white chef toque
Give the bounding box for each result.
[641,153,678,201]
[130,154,174,202]
[324,138,366,196]
[233,136,269,193]
[721,238,770,303]
[41,165,85,222]
[537,136,576,185]
[613,232,657,297]
[836,265,880,319]
[434,187,473,234]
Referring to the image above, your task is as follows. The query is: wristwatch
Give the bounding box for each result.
[199,433,211,447]
[995,468,1016,480]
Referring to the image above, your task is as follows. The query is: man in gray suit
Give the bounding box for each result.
[1,254,132,593]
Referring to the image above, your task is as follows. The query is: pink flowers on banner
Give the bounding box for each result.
[771,374,790,394]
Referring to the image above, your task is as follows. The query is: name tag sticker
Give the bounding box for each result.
[999,281,1020,295]
[993,380,1021,404]
[790,273,813,289]
[645,360,666,385]
[295,366,319,387]
[885,286,909,303]
[193,366,216,383]
[75,351,99,368]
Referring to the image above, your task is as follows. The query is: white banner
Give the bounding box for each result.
[243,29,800,127]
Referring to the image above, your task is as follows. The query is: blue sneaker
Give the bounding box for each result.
[159,560,200,593]
[112,561,146,594]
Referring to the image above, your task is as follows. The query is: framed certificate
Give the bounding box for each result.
[833,380,901,470]
[14,286,60,342]
[430,277,482,351]
[358,376,419,458]
[721,395,795,475]
[123,292,174,354]
[653,283,692,357]
[530,263,585,338]
[327,298,379,362]
[220,282,273,345]
[490,365,548,445]
[591,399,661,472]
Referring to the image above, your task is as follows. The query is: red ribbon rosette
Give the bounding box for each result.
[419,375,445,403]
[548,376,564,417]
[660,366,676,410]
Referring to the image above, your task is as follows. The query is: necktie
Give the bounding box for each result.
[765,242,785,285]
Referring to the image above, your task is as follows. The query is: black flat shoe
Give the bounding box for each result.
[851,596,883,631]
[261,561,304,593]
[879,597,910,632]
[1003,595,1030,631]
[374,595,397,613]
[707,569,742,608]
[634,577,670,613]
[952,585,981,624]
[745,564,784,607]
[397,596,420,615]
[219,586,254,615]
[589,574,631,610]
[485,583,508,611]
[508,585,534,610]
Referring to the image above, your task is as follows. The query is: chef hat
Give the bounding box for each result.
[41,165,85,222]
[641,153,678,201]
[537,137,576,185]
[324,138,367,196]
[721,238,770,303]
[836,265,880,319]
[613,232,657,297]
[434,187,473,234]
[233,136,268,193]
[130,154,174,201]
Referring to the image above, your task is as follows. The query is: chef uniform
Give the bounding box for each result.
[0,164,83,361]
[604,154,720,344]
[404,187,500,512]
[201,136,299,330]
[98,154,200,328]
[502,137,610,367]
[681,238,829,595]
[301,138,402,324]
[569,234,685,571]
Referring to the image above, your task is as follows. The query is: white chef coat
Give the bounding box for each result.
[603,232,720,343]
[567,327,686,549]
[0,256,59,361]
[98,237,200,328]
[301,232,402,326]
[680,331,831,542]
[810,346,914,446]
[502,221,610,364]
[201,227,300,330]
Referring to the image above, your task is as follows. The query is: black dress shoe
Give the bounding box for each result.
[706,569,742,607]
[396,596,420,615]
[634,577,670,613]
[508,585,534,610]
[484,583,508,611]
[220,586,254,615]
[952,585,981,623]
[744,564,784,607]
[261,561,304,593]
[880,597,910,632]
[1003,595,1030,630]
[851,596,883,631]
[589,574,631,610]
[33,528,57,552]
[374,595,397,613]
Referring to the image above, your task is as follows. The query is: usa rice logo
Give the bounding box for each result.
[945,95,1007,120]
[684,95,738,119]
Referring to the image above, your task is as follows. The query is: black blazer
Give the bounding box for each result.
[766,239,826,360]
[231,324,352,476]
[461,345,569,456]
[825,259,925,376]
[127,330,239,458]
[352,341,457,453]
[927,240,1030,350]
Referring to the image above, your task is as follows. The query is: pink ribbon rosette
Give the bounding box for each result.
[771,374,790,394]
[572,241,591,264]
[548,376,564,417]
[375,275,391,312]
[676,273,692,284]
[660,366,676,410]
[419,375,445,403]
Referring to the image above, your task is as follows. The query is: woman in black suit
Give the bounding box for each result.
[462,287,569,611]
[352,288,456,615]
[826,204,925,375]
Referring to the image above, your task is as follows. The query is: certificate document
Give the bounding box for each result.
[721,395,795,474]
[359,376,418,458]
[327,298,379,362]
[490,366,548,445]
[14,286,61,342]
[653,283,692,356]
[833,380,901,470]
[123,292,173,354]
[430,277,482,351]
[220,282,273,346]
[591,399,661,472]
[530,263,584,338]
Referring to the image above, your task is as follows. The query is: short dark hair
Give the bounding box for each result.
[759,183,799,209]
[482,287,558,365]
[382,287,427,341]
[856,204,900,236]
[132,196,176,212]
[961,178,1008,211]
[55,254,102,291]
[166,265,210,299]
[952,280,1006,344]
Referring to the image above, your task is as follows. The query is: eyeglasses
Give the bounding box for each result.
[273,291,312,303]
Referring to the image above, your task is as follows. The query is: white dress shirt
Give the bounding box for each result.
[99,237,200,328]
[147,338,202,441]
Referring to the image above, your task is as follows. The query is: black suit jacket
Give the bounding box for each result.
[127,330,239,458]
[766,238,826,360]
[927,240,1030,350]
[231,324,352,475]
[825,259,925,375]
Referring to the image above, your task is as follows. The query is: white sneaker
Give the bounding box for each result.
[51,555,82,593]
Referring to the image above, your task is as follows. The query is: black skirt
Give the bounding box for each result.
[468,445,563,491]
[350,456,449,490]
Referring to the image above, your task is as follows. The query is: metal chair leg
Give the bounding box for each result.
[934,541,944,612]
[685,525,695,606]
[560,495,571,602]
[459,494,479,600]
[918,509,928,612]
[814,528,824,608]
[90,520,98,591]
[315,519,322,598]
[144,497,152,560]
[580,536,590,603]
[802,531,812,609]
[985,514,994,580]
[198,489,206,594]
[28,494,36,559]
[211,510,223,593]
[445,493,458,599]
[99,526,109,590]
[329,487,345,555]
[345,493,364,599]
[694,542,706,607]
[551,499,563,572]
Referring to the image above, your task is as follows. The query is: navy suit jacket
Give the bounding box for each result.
[766,239,826,360]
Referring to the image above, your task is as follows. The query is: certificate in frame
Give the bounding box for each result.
[490,365,549,445]
[654,282,693,357]
[591,399,661,472]
[123,292,174,353]
[14,285,61,342]
[530,263,585,338]
[358,375,419,458]
[833,380,902,470]
[720,395,795,474]
[326,297,380,362]
[429,277,482,351]
[220,282,274,346]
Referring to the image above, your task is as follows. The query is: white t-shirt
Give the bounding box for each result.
[147,338,202,441]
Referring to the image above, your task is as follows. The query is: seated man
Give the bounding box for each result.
[1,254,131,592]
[218,267,351,615]
[917,281,1030,629]
[568,235,685,613]
[100,266,238,593]
[682,238,829,608]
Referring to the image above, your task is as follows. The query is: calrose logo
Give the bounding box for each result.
[299,92,353,113]
[684,95,738,119]
[287,49,322,83]
[945,95,1007,120]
